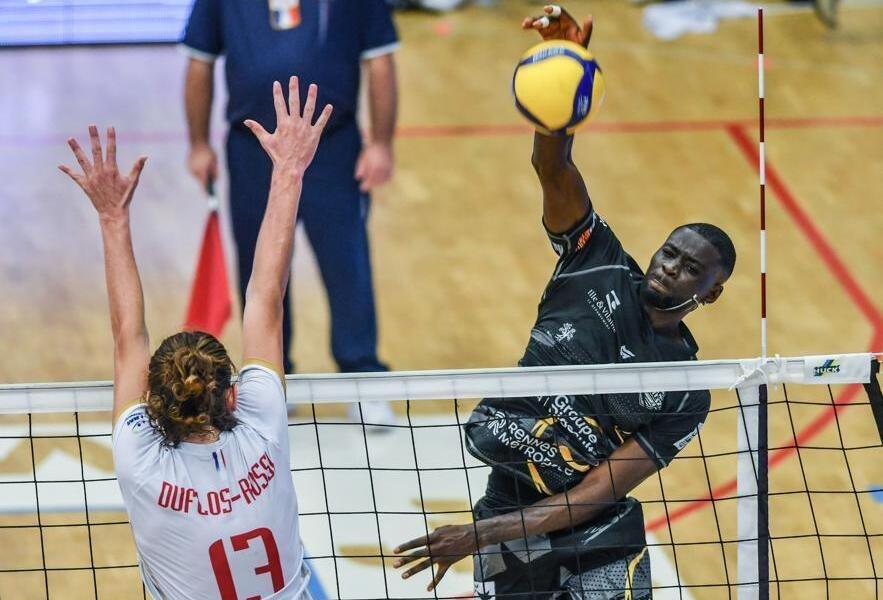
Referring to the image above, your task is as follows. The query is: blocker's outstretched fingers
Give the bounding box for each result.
[243,119,270,146]
[67,138,92,174]
[106,127,118,170]
[88,125,103,168]
[546,4,563,17]
[58,164,85,190]
[272,81,287,122]
[288,76,300,119]
[302,83,318,123]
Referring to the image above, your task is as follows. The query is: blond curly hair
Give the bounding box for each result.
[146,331,237,447]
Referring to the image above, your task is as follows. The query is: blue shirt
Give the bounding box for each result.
[182,0,398,134]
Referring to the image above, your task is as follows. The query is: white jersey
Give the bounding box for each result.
[113,363,308,600]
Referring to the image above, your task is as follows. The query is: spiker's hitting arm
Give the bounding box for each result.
[525,5,596,234]
[532,132,593,233]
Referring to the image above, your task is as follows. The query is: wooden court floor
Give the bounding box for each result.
[0,0,881,598]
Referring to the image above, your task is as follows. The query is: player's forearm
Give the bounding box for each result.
[532,133,592,233]
[246,168,303,301]
[474,478,613,547]
[99,216,149,352]
[366,54,398,146]
[185,59,214,147]
[475,441,657,547]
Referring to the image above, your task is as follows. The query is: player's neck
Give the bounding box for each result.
[183,428,221,444]
[645,305,687,340]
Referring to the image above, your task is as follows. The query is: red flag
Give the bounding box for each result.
[183,209,232,337]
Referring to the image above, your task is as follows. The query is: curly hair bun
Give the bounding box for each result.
[182,373,205,398]
[147,331,237,447]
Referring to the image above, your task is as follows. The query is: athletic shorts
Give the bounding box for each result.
[473,546,651,600]
[472,497,651,599]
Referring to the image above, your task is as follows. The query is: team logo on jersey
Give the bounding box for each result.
[639,391,664,411]
[124,411,147,430]
[555,322,576,343]
[619,345,636,360]
[606,290,621,314]
[587,289,617,332]
[813,359,841,377]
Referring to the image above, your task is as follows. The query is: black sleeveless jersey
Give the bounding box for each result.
[465,210,711,513]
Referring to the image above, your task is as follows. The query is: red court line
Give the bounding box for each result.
[2,115,882,147]
[645,379,869,532]
[397,115,883,138]
[646,125,882,533]
[727,125,883,330]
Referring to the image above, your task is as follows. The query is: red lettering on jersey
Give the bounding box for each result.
[576,227,592,250]
[207,491,222,515]
[219,487,233,514]
[170,484,185,511]
[197,491,209,516]
[238,478,254,504]
[248,472,264,497]
[158,481,173,508]
[184,488,199,514]
[260,453,276,479]
[250,464,269,490]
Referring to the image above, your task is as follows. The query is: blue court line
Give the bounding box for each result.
[869,486,883,504]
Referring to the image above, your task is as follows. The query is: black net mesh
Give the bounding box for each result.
[0,375,880,599]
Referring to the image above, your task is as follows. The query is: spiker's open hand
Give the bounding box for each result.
[59,126,147,221]
[522,4,594,48]
[244,76,333,175]
[393,523,480,592]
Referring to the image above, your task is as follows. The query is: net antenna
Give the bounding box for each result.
[738,12,770,599]
[758,8,767,362]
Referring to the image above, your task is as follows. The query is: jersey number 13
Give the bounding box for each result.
[209,527,284,599]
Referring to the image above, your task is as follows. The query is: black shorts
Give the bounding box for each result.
[474,549,651,600]
[472,497,650,600]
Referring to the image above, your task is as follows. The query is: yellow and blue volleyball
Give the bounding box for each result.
[512,40,606,135]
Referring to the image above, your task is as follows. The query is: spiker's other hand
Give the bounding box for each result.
[522,4,593,48]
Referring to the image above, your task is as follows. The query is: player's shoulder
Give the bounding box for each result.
[545,209,628,268]
[239,359,286,391]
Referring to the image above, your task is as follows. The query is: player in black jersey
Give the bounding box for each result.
[392,5,737,599]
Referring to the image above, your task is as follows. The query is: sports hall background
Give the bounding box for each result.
[0,0,881,598]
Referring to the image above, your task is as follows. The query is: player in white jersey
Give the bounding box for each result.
[59,77,332,600]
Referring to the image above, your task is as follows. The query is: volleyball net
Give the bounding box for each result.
[0,353,881,599]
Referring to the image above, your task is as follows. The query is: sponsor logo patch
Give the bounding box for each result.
[813,359,841,377]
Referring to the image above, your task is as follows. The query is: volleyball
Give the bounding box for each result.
[512,40,606,135]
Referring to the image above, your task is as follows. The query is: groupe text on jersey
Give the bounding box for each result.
[113,363,308,600]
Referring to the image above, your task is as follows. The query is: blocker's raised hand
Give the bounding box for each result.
[244,76,333,174]
[59,125,147,220]
[522,4,593,48]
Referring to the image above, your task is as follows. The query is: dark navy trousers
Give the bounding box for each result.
[226,121,386,374]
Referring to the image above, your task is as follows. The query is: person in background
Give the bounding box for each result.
[183,0,398,425]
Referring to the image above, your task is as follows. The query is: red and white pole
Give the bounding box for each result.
[758,8,767,360]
